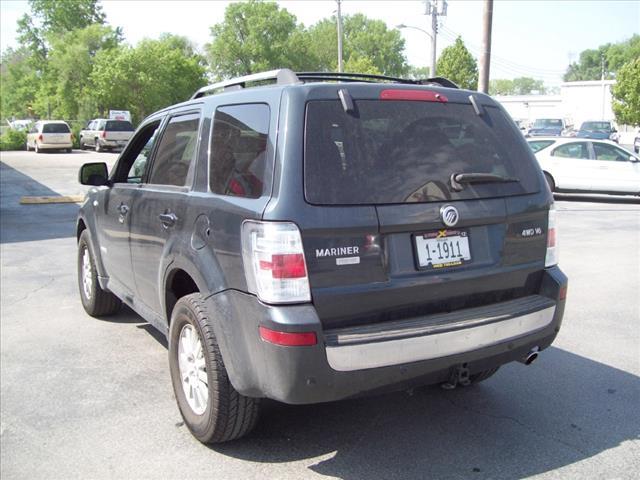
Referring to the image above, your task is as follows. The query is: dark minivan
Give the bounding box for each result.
[76,70,567,443]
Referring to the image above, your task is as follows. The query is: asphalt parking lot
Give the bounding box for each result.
[1,150,638,480]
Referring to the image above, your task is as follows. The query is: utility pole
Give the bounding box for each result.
[601,54,606,120]
[425,0,447,77]
[336,0,344,73]
[478,0,493,93]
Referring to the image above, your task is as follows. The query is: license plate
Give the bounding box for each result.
[414,229,471,269]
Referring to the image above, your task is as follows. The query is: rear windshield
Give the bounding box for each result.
[580,121,611,132]
[42,123,70,133]
[106,120,134,131]
[304,100,539,205]
[528,140,555,153]
[533,119,562,128]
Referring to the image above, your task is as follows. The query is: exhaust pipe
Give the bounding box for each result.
[518,347,540,365]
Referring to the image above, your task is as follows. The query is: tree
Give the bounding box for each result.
[17,0,108,61]
[89,35,208,123]
[407,66,430,80]
[435,37,478,90]
[0,48,39,119]
[489,77,546,96]
[206,0,308,78]
[564,34,640,82]
[306,14,408,76]
[39,25,121,120]
[611,58,640,126]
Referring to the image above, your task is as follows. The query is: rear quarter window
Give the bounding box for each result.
[304,100,540,205]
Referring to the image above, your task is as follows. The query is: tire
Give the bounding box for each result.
[79,138,85,150]
[544,172,555,193]
[25,141,31,151]
[34,142,41,154]
[468,367,500,385]
[169,293,259,444]
[95,139,102,152]
[77,230,121,316]
[66,148,72,153]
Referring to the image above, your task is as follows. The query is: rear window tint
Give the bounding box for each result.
[304,100,539,205]
[210,104,269,198]
[42,123,70,133]
[106,120,134,131]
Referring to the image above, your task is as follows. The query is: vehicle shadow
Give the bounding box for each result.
[0,161,80,243]
[211,347,639,479]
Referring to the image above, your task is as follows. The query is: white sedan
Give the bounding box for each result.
[527,137,640,195]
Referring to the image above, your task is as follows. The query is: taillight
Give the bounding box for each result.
[242,221,311,304]
[545,205,558,267]
[38,134,43,141]
[101,130,107,138]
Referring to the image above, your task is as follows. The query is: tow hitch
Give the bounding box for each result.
[441,363,471,390]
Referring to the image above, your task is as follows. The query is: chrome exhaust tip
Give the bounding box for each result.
[519,347,540,365]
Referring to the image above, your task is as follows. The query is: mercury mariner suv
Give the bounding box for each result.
[76,70,568,444]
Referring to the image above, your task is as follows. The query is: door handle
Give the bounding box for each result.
[159,212,178,228]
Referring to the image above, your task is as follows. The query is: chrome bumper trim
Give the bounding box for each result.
[325,306,556,372]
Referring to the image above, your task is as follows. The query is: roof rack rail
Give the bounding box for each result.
[191,68,300,99]
[190,70,459,99]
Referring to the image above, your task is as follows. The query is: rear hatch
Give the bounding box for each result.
[42,123,71,144]
[104,120,134,143]
[300,86,549,330]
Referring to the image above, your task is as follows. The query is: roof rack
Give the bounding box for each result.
[191,69,458,99]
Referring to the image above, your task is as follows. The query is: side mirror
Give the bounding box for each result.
[79,162,109,186]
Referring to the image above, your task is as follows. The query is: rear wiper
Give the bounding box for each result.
[450,172,519,191]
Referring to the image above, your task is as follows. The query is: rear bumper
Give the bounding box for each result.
[209,266,567,404]
[38,142,72,149]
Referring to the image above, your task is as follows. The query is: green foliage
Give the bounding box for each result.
[489,77,546,96]
[0,47,39,119]
[436,37,478,90]
[564,34,640,82]
[206,0,308,77]
[305,14,408,76]
[611,58,640,126]
[0,129,27,151]
[89,35,208,123]
[407,66,430,80]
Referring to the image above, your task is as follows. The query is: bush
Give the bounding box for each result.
[0,129,27,151]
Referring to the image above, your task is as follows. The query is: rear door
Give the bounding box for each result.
[548,141,592,190]
[129,110,201,316]
[297,89,547,329]
[105,120,135,146]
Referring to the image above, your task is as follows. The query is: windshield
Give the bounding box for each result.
[533,119,562,128]
[106,120,134,131]
[580,121,611,132]
[42,123,70,133]
[304,100,539,205]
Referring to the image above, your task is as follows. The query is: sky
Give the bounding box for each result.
[1,0,639,86]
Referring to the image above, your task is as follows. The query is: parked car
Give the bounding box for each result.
[76,69,567,444]
[26,120,73,153]
[79,119,135,152]
[527,137,640,195]
[527,118,569,137]
[575,120,618,143]
[634,129,639,154]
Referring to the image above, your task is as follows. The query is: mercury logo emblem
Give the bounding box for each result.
[440,205,459,227]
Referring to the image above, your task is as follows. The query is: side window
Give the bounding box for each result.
[29,124,38,134]
[552,143,589,160]
[114,121,161,183]
[528,140,554,153]
[210,103,270,198]
[97,120,105,131]
[593,143,629,162]
[147,112,200,187]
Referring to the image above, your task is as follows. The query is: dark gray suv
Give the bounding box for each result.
[76,70,567,444]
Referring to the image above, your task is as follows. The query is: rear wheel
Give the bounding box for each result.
[34,142,41,154]
[25,141,31,151]
[77,230,121,316]
[544,172,555,193]
[95,139,102,152]
[169,293,260,444]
